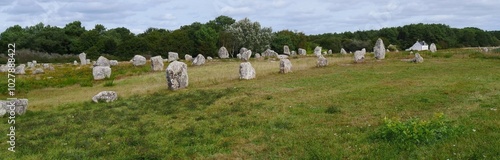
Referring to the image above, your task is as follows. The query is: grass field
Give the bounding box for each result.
[0,50,499,159]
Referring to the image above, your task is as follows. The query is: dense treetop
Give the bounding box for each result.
[1,15,498,60]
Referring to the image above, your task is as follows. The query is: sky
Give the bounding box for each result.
[0,0,499,35]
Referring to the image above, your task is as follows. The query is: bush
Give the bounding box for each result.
[0,49,78,64]
[372,113,460,149]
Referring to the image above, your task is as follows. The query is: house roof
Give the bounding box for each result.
[417,41,428,46]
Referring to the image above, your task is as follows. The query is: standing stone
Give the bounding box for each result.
[298,48,307,55]
[218,46,229,59]
[430,43,437,53]
[166,61,188,90]
[283,45,290,55]
[361,48,366,55]
[340,48,347,54]
[92,91,118,103]
[184,54,193,62]
[168,52,179,62]
[317,55,328,67]
[131,55,147,66]
[27,62,34,68]
[151,56,164,71]
[79,52,87,65]
[255,53,261,59]
[241,50,252,62]
[239,62,256,80]
[412,53,424,63]
[240,47,248,54]
[32,68,44,75]
[386,49,390,52]
[314,46,322,57]
[482,47,489,52]
[73,60,78,65]
[192,54,206,66]
[262,49,277,57]
[322,51,327,55]
[86,59,91,65]
[354,50,365,63]
[280,58,292,73]
[92,66,112,80]
[0,99,28,116]
[96,56,110,66]
[207,56,213,61]
[0,65,8,72]
[291,51,297,56]
[32,60,37,67]
[109,60,119,66]
[237,54,241,59]
[328,50,333,54]
[15,64,26,75]
[374,38,386,60]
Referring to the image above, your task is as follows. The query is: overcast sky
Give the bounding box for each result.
[0,0,499,35]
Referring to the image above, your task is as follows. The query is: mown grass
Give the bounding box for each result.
[0,50,499,159]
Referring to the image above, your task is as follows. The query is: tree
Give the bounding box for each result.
[194,26,219,57]
[226,18,273,54]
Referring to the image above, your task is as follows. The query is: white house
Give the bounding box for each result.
[406,41,429,51]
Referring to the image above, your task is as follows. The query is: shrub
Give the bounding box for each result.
[372,113,460,149]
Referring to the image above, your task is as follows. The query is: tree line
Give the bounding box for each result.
[1,15,498,61]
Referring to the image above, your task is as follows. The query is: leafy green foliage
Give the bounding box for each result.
[372,113,461,149]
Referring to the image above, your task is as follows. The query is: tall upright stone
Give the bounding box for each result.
[166,61,188,90]
[15,64,25,75]
[185,54,193,62]
[239,62,255,80]
[96,56,110,66]
[430,43,437,53]
[151,56,164,71]
[192,54,206,66]
[314,46,322,57]
[79,52,87,65]
[131,55,147,66]
[316,55,328,67]
[298,48,307,55]
[291,51,297,56]
[340,48,347,54]
[280,58,292,73]
[218,46,229,59]
[354,50,365,63]
[283,45,290,55]
[241,50,252,62]
[317,55,328,67]
[240,47,248,54]
[328,50,333,54]
[374,38,386,59]
[168,52,179,62]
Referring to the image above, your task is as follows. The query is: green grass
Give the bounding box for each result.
[0,50,499,159]
[0,62,152,97]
